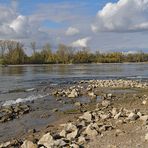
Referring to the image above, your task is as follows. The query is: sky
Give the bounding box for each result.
[0,0,148,53]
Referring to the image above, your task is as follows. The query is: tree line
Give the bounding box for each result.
[0,40,148,65]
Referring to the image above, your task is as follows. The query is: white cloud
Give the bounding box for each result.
[10,15,30,35]
[71,37,91,47]
[66,27,79,36]
[92,0,148,32]
[0,6,31,39]
[0,3,51,49]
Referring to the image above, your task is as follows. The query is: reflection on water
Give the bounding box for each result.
[0,66,24,76]
[0,64,147,92]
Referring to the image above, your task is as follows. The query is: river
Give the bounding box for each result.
[0,63,148,105]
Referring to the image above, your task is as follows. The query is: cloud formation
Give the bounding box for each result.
[66,27,79,36]
[92,0,148,32]
[0,3,52,52]
[0,0,148,52]
[0,8,29,39]
[71,37,91,47]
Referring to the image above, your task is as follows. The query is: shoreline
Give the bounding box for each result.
[0,79,148,147]
[0,62,148,67]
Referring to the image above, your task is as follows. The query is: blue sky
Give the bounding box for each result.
[0,0,148,53]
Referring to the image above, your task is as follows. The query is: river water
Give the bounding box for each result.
[0,63,148,105]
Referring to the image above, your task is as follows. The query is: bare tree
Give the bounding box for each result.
[6,40,18,53]
[0,40,7,57]
[30,41,36,54]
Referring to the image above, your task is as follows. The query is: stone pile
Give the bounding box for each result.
[80,79,148,89]
[52,86,83,98]
[0,104,30,123]
[15,97,148,148]
[52,80,148,100]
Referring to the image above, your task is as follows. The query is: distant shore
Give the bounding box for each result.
[0,62,148,67]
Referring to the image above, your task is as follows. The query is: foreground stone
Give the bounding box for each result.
[38,133,54,147]
[0,104,31,123]
[21,140,37,148]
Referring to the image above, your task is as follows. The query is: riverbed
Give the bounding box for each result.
[0,63,148,142]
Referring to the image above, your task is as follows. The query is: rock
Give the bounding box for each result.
[53,139,67,147]
[52,90,58,96]
[107,93,113,98]
[115,129,124,136]
[111,108,118,117]
[99,125,113,132]
[74,102,82,107]
[107,144,117,148]
[140,115,148,122]
[142,100,147,105]
[52,108,58,112]
[91,95,97,100]
[127,112,139,121]
[88,92,97,100]
[0,104,31,123]
[88,92,95,97]
[59,130,67,137]
[79,111,92,122]
[28,129,36,133]
[137,112,142,117]
[115,120,124,124]
[77,120,86,127]
[86,87,92,91]
[114,112,122,120]
[67,129,79,140]
[85,124,98,137]
[78,136,86,144]
[70,143,80,148]
[101,100,111,107]
[100,113,111,120]
[1,106,13,114]
[13,106,21,113]
[19,104,30,114]
[38,133,54,148]
[0,141,11,148]
[64,123,77,132]
[0,114,13,123]
[68,89,79,98]
[21,140,37,148]
[145,133,148,141]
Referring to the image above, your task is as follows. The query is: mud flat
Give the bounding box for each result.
[0,79,148,148]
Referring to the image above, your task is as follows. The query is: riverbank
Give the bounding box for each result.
[0,79,148,147]
[0,62,148,67]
